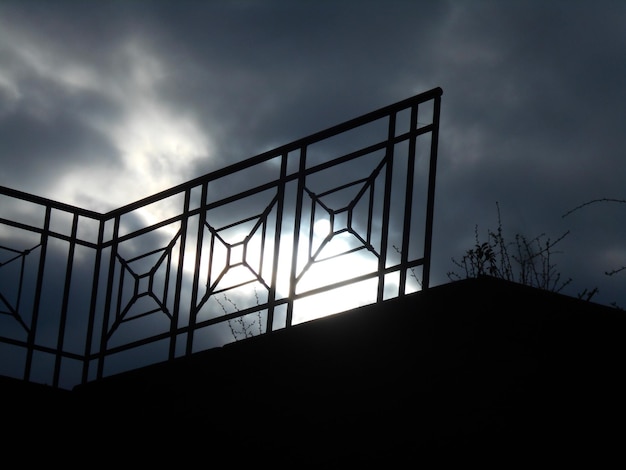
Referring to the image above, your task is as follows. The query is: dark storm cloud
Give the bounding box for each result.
[0,80,121,191]
[423,1,626,306]
[0,0,449,202]
[124,0,450,167]
[1,0,626,308]
[0,1,130,198]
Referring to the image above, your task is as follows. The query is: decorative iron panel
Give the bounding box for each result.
[0,87,442,389]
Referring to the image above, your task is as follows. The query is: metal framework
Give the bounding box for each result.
[0,87,442,389]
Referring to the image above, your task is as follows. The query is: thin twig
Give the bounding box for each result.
[562,198,626,218]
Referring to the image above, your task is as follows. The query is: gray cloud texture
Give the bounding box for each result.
[1,0,626,310]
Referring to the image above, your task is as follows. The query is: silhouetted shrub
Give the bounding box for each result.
[448,202,574,294]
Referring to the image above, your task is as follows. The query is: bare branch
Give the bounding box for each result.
[562,198,626,218]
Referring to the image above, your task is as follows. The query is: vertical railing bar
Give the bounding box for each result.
[367,178,375,246]
[170,190,190,360]
[253,201,269,329]
[24,205,51,382]
[422,94,442,290]
[97,214,120,380]
[52,212,79,387]
[308,194,316,260]
[257,215,267,285]
[15,249,26,317]
[114,257,126,333]
[398,104,419,297]
[82,215,105,385]
[161,245,171,312]
[249,223,259,274]
[266,152,288,333]
[187,183,208,356]
[207,229,216,292]
[287,145,307,327]
[376,112,397,302]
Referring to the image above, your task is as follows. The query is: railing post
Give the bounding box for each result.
[266,152,289,333]
[187,182,208,356]
[421,92,442,290]
[287,145,308,328]
[398,104,419,297]
[97,215,120,380]
[170,189,190,360]
[52,212,79,388]
[82,215,106,385]
[377,112,397,302]
[23,206,51,382]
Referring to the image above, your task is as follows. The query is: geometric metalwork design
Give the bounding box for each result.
[0,244,37,334]
[107,230,182,340]
[299,154,386,284]
[0,87,443,389]
[197,195,278,314]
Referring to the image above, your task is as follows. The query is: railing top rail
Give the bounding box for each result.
[0,87,442,221]
[0,185,103,219]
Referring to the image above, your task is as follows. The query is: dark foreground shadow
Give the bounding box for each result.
[3,276,626,463]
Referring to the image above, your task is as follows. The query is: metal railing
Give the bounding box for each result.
[0,87,442,389]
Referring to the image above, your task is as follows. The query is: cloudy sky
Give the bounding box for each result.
[1,0,626,312]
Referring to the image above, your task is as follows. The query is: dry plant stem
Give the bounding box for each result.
[448,202,573,295]
[215,289,263,341]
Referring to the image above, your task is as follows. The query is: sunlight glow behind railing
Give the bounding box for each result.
[0,87,442,389]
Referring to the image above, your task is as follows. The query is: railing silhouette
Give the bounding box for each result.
[0,87,442,389]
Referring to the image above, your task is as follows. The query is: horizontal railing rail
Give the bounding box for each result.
[0,87,442,389]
